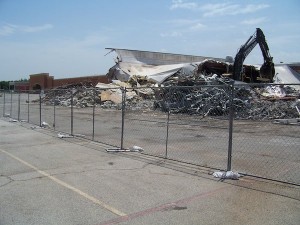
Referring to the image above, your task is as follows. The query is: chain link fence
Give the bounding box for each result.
[0,83,299,185]
[231,83,300,184]
[123,85,231,170]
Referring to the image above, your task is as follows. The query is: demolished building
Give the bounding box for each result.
[273,63,300,90]
[105,48,300,86]
[38,48,299,121]
[105,48,231,84]
[103,49,299,119]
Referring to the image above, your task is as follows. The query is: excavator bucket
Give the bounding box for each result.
[259,62,275,82]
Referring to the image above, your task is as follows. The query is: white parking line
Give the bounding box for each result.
[0,149,126,217]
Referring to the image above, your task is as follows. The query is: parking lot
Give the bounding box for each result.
[1,119,300,225]
[1,92,300,185]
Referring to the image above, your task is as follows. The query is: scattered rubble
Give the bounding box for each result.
[106,145,144,152]
[40,82,99,107]
[34,59,299,121]
[152,83,300,120]
[57,133,74,138]
[100,89,123,104]
[130,145,144,152]
[273,118,300,125]
[41,121,50,128]
[37,78,300,121]
[259,85,286,98]
[213,171,241,180]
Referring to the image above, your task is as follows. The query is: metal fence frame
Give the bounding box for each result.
[0,83,299,185]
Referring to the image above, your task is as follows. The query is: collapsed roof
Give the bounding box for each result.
[105,48,300,86]
[105,48,228,84]
[274,64,300,83]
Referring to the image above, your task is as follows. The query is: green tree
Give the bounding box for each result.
[0,81,9,90]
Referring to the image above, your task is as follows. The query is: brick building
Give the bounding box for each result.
[29,73,109,90]
[29,73,54,90]
[9,81,30,91]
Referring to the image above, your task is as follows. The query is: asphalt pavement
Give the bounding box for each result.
[0,119,299,225]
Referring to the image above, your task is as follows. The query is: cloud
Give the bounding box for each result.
[21,24,53,33]
[161,19,205,37]
[239,4,270,14]
[168,19,203,26]
[160,31,183,37]
[0,23,53,36]
[241,17,267,25]
[200,3,239,16]
[168,19,205,30]
[170,0,197,10]
[169,1,270,17]
[0,24,18,36]
[189,22,205,31]
[201,3,270,17]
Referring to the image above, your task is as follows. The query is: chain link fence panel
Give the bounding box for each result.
[0,90,4,117]
[71,88,94,139]
[231,83,300,184]
[123,85,231,169]
[1,83,299,185]
[94,88,123,147]
[28,91,42,126]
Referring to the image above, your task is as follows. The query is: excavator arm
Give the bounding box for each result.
[232,28,275,82]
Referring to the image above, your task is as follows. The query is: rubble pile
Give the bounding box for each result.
[38,79,300,120]
[41,82,101,107]
[244,99,300,120]
[153,85,300,120]
[37,63,299,120]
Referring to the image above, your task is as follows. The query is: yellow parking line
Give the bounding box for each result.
[0,149,126,217]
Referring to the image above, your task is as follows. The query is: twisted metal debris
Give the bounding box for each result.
[153,84,300,120]
[38,74,300,121]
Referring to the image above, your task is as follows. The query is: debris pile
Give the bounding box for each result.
[36,59,299,121]
[41,82,101,107]
[36,77,300,120]
[153,85,300,120]
[246,99,300,120]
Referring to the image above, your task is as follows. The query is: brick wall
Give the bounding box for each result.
[29,73,108,90]
[9,81,30,91]
[53,75,108,87]
[29,73,51,90]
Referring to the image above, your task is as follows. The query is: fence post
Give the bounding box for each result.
[10,90,12,117]
[71,88,75,135]
[227,81,234,171]
[27,91,29,122]
[53,90,56,130]
[165,110,170,158]
[92,88,95,141]
[3,91,5,117]
[39,90,42,127]
[18,91,20,121]
[120,87,126,149]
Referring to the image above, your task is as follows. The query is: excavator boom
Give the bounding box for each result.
[232,28,275,82]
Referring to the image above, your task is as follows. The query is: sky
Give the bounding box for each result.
[0,0,299,81]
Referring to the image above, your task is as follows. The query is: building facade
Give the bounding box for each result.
[29,73,108,90]
[8,81,30,91]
